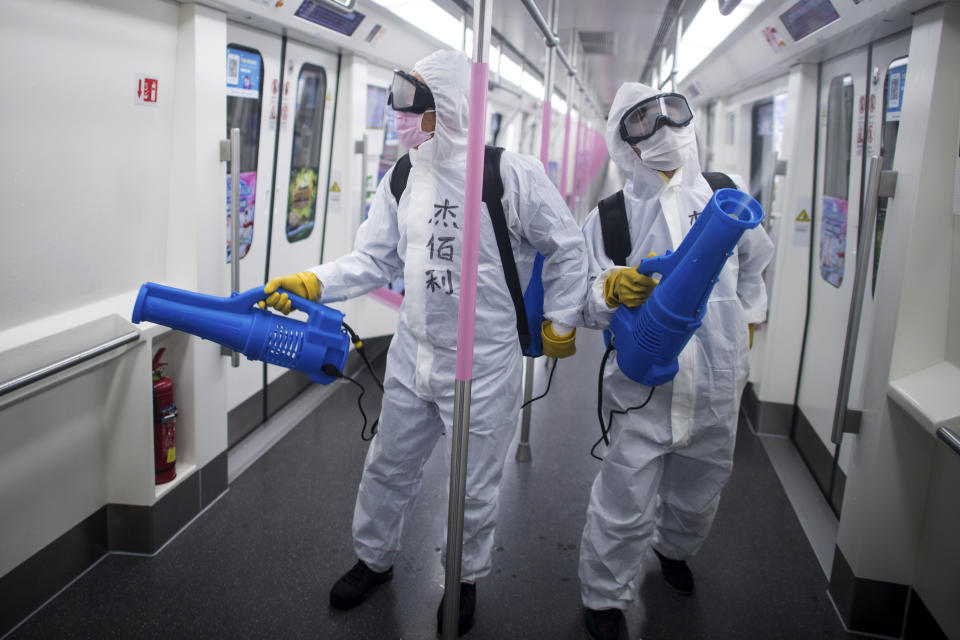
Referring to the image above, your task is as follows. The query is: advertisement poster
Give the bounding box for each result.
[820,195,847,288]
[226,47,261,99]
[287,167,318,242]
[885,64,906,122]
[226,171,257,262]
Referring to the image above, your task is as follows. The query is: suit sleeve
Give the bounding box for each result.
[308,168,404,302]
[501,153,588,328]
[736,225,775,323]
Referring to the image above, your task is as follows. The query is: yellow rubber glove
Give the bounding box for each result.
[541,321,576,358]
[260,271,322,315]
[603,266,659,309]
[749,323,756,349]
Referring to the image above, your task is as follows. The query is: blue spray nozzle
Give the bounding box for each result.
[132,283,350,385]
[610,188,764,386]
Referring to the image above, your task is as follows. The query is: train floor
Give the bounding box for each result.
[9,330,858,640]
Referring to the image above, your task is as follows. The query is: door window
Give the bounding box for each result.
[873,58,907,294]
[750,99,774,205]
[820,74,854,288]
[286,64,327,242]
[226,45,264,261]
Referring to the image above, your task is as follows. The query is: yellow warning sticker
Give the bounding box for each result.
[330,182,341,192]
[796,209,810,222]
[167,447,176,464]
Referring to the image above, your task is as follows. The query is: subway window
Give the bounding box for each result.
[286,64,328,243]
[820,73,854,288]
[226,44,265,261]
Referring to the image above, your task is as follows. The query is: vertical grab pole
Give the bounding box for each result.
[572,100,584,214]
[559,30,576,204]
[229,127,241,367]
[444,1,491,638]
[516,0,558,464]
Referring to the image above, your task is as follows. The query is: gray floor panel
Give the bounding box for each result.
[8,330,856,640]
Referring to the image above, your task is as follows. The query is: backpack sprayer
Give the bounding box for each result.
[609,187,765,386]
[131,283,350,385]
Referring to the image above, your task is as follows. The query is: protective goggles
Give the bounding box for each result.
[618,93,693,144]
[388,70,435,114]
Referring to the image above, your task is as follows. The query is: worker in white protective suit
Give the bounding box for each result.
[261,50,587,636]
[577,82,774,640]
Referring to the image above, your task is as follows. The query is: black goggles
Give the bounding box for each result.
[388,70,435,114]
[618,93,694,144]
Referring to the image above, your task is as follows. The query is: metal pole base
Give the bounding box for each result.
[515,441,532,462]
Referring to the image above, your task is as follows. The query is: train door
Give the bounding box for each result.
[793,34,910,512]
[265,40,339,410]
[225,24,340,446]
[226,23,281,445]
[865,33,910,299]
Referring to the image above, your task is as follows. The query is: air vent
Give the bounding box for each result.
[579,31,617,55]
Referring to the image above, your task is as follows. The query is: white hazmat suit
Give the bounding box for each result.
[578,83,775,610]
[312,50,588,582]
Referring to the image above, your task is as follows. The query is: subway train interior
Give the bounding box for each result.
[1,0,959,638]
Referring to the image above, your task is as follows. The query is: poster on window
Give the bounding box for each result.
[287,167,318,242]
[885,64,906,122]
[226,171,257,262]
[820,195,847,287]
[226,48,261,99]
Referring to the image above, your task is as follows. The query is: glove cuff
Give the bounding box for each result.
[541,321,576,358]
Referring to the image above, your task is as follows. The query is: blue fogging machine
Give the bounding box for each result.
[610,188,764,386]
[131,284,350,385]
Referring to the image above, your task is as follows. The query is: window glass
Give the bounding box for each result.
[285,65,327,243]
[820,73,854,288]
[226,45,264,261]
[823,74,853,199]
[750,99,774,204]
[873,58,907,294]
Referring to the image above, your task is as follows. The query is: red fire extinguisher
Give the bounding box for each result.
[152,348,177,485]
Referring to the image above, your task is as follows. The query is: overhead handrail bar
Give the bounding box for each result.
[938,427,960,457]
[517,0,601,116]
[0,331,139,398]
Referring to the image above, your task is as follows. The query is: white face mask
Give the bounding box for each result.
[634,125,696,171]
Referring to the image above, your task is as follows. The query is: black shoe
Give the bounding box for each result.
[329,560,393,609]
[654,549,694,594]
[584,608,627,640]
[436,582,476,636]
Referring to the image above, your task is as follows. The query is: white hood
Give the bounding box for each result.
[410,49,470,163]
[605,82,701,196]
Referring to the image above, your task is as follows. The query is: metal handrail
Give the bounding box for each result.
[937,427,960,457]
[518,0,600,115]
[0,331,139,398]
[831,155,882,444]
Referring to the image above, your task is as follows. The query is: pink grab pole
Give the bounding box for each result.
[445,2,491,638]
[559,106,571,197]
[572,115,583,207]
[454,63,489,382]
[539,101,552,173]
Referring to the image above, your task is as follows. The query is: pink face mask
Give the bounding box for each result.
[394,110,434,149]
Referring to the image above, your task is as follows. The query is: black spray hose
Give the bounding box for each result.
[520,357,559,409]
[591,337,656,461]
[341,321,384,392]
[322,321,385,441]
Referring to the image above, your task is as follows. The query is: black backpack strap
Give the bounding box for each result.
[702,171,737,191]
[482,146,531,352]
[597,190,630,266]
[389,153,412,204]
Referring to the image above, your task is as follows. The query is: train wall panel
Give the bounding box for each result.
[837,1,960,588]
[0,0,179,332]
